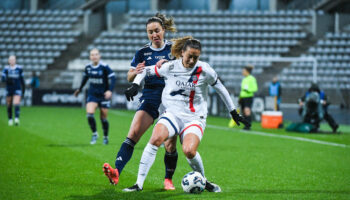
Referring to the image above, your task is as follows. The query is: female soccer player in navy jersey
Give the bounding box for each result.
[103,13,179,190]
[74,48,116,145]
[2,55,25,126]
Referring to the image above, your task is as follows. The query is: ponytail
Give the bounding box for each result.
[146,12,177,33]
[171,36,202,59]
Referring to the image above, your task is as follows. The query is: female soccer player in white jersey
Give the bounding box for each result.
[103,13,179,190]
[1,55,25,126]
[123,36,250,192]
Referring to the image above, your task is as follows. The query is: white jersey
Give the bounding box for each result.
[148,59,218,120]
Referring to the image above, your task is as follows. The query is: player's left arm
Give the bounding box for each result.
[206,65,250,127]
[19,68,25,95]
[104,66,116,99]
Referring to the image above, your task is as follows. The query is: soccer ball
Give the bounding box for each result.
[181,171,206,194]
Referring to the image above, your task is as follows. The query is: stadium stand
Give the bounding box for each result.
[77,9,314,88]
[0,9,83,79]
[279,32,350,90]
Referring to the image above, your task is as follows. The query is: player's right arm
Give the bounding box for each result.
[127,49,146,82]
[125,64,169,101]
[1,68,7,82]
[74,67,89,97]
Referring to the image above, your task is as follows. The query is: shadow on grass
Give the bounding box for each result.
[65,188,187,200]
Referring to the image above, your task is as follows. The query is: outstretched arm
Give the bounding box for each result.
[212,79,250,127]
[125,65,166,101]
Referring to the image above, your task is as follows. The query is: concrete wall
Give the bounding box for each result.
[312,12,335,38]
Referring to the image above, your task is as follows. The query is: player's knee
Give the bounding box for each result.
[182,146,196,159]
[149,135,164,147]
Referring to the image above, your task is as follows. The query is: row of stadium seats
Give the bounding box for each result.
[1,44,67,51]
[0,30,81,37]
[0,37,76,44]
[0,16,79,24]
[290,61,350,69]
[130,16,310,25]
[128,24,303,32]
[0,9,83,17]
[0,50,61,58]
[128,9,315,17]
[0,23,74,31]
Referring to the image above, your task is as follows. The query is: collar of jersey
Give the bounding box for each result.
[90,62,101,68]
[149,40,168,51]
[8,64,19,69]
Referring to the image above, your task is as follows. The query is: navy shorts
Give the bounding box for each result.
[240,97,253,109]
[6,89,22,97]
[137,97,161,120]
[87,95,110,108]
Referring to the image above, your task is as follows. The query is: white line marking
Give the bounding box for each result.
[207,124,349,148]
[111,110,348,148]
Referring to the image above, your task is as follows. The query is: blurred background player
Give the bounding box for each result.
[239,65,258,130]
[103,13,179,190]
[123,36,250,192]
[74,48,116,144]
[269,76,282,111]
[1,55,25,126]
[298,83,339,133]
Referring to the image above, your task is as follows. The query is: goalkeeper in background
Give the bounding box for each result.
[239,65,258,130]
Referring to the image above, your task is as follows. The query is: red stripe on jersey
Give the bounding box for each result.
[180,124,203,136]
[189,66,202,112]
[155,65,160,77]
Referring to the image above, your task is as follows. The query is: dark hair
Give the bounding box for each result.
[171,36,202,58]
[244,64,254,74]
[146,13,176,33]
[309,83,320,93]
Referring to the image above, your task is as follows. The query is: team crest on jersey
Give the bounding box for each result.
[168,53,174,60]
[191,75,198,82]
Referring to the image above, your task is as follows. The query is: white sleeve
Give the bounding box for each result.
[212,79,236,111]
[133,64,168,85]
[205,64,219,86]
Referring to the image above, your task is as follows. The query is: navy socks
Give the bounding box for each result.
[87,113,97,133]
[115,137,136,174]
[164,150,178,179]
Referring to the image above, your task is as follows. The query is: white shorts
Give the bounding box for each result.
[157,111,206,142]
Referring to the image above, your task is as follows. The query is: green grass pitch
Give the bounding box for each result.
[1,106,350,200]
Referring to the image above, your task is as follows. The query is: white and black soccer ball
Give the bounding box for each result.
[181,171,206,194]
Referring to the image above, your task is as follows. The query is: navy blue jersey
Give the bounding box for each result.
[1,65,24,90]
[81,62,116,97]
[131,40,173,87]
[131,40,173,100]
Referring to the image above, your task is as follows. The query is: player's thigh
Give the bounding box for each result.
[164,136,177,153]
[149,123,170,147]
[127,110,154,143]
[13,95,21,104]
[86,102,98,114]
[182,133,201,159]
[6,96,13,105]
[99,107,108,119]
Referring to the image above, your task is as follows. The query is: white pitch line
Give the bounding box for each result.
[207,124,349,148]
[110,110,348,148]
